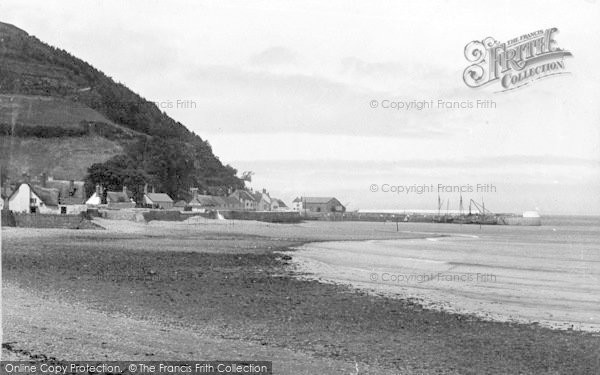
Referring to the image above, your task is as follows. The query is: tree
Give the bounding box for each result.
[84,155,149,203]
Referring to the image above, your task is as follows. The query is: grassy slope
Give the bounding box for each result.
[0,94,111,128]
[0,93,144,180]
[0,94,144,135]
[0,135,123,180]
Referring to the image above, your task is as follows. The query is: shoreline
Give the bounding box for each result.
[291,233,600,333]
[3,220,600,374]
[291,256,600,333]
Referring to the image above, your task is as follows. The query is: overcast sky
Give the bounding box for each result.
[2,0,599,214]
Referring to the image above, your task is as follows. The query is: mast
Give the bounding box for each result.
[480,196,485,229]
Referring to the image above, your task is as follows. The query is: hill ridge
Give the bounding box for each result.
[0,21,243,200]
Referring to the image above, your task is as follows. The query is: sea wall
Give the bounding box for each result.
[220,210,302,223]
[143,210,203,222]
[99,209,145,222]
[498,216,542,226]
[92,208,302,223]
[5,212,99,229]
[304,212,433,223]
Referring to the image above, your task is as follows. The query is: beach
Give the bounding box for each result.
[293,218,600,331]
[2,218,600,374]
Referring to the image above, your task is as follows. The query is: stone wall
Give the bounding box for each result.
[1,209,16,227]
[143,210,202,222]
[8,212,99,229]
[99,209,144,221]
[220,210,302,223]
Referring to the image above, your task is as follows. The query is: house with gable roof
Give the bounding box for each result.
[229,189,257,211]
[252,189,272,211]
[7,183,61,214]
[292,196,345,213]
[144,192,174,209]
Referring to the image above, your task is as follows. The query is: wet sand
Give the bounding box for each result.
[293,232,600,331]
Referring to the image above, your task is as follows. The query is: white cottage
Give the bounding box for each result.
[86,184,103,205]
[7,183,60,214]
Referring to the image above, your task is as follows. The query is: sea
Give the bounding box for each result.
[293,215,600,331]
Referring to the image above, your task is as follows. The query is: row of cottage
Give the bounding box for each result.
[1,175,346,215]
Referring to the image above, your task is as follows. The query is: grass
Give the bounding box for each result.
[0,134,123,180]
[0,94,113,129]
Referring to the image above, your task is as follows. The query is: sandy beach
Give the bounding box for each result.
[293,223,600,331]
[2,218,600,374]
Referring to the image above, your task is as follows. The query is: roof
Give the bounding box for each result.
[272,198,287,207]
[230,190,256,202]
[302,197,338,204]
[253,191,271,204]
[145,193,173,203]
[173,200,188,207]
[45,179,86,205]
[7,183,60,207]
[32,185,60,206]
[189,194,220,207]
[189,195,240,207]
[106,191,131,203]
[220,196,241,206]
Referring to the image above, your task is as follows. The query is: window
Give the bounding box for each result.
[30,198,37,204]
[61,206,67,214]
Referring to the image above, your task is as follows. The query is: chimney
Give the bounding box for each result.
[152,186,156,193]
[262,188,266,194]
[190,187,199,200]
[41,173,48,187]
[96,184,102,196]
[144,183,148,195]
[123,186,127,195]
[69,180,75,196]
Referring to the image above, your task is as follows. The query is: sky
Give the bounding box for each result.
[2,0,599,214]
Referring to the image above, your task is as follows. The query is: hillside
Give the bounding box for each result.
[0,135,124,180]
[1,94,111,129]
[0,94,130,179]
[0,21,243,199]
